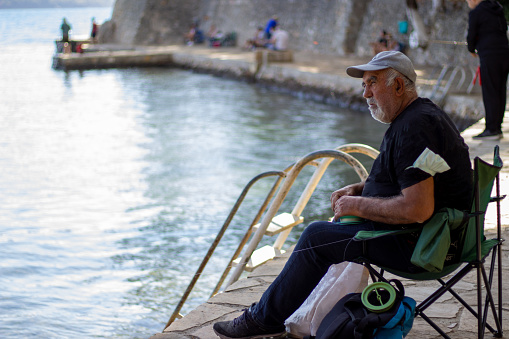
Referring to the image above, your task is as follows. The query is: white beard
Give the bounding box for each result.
[367,98,390,124]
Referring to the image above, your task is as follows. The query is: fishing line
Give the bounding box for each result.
[429,39,467,46]
[210,237,358,277]
[185,233,360,282]
[291,236,355,256]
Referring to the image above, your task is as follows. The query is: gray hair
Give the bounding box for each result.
[385,68,417,94]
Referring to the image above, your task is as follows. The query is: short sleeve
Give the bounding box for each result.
[391,116,450,190]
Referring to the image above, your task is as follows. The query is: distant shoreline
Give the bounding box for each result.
[0,1,113,10]
[0,6,112,9]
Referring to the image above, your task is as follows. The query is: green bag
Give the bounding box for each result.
[410,208,467,272]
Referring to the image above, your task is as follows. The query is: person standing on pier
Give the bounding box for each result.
[466,0,509,140]
[213,51,473,339]
[61,18,71,43]
[91,17,98,43]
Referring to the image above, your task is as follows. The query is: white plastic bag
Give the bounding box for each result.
[284,262,369,338]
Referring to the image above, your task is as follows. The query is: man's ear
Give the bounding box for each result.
[394,77,405,96]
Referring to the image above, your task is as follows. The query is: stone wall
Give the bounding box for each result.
[356,0,474,67]
[99,0,476,67]
[198,0,369,55]
[99,0,202,45]
[99,0,371,55]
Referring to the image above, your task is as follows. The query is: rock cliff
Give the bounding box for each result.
[99,0,474,67]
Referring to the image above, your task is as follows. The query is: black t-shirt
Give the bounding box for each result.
[362,98,473,226]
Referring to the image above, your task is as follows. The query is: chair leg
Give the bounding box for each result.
[419,312,451,339]
[495,173,504,336]
[497,244,503,335]
[480,259,504,337]
[364,263,387,283]
[419,264,472,313]
[477,262,483,339]
[362,252,504,339]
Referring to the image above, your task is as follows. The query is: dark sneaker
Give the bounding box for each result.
[213,304,286,339]
[473,130,503,140]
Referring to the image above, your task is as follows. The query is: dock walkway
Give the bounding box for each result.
[54,44,483,125]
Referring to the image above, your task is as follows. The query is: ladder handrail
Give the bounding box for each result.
[210,173,286,297]
[273,144,379,251]
[164,144,380,329]
[163,170,285,330]
[226,149,371,286]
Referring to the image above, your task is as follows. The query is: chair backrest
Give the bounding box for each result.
[460,146,503,260]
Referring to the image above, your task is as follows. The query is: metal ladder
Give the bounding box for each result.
[426,64,478,108]
[163,143,379,329]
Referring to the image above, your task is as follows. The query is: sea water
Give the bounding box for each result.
[0,6,387,338]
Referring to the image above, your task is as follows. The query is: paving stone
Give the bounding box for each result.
[190,323,218,339]
[165,303,235,332]
[209,290,266,307]
[452,280,476,290]
[257,276,279,284]
[224,277,263,292]
[149,332,191,339]
[249,261,288,277]
[424,303,461,318]
[405,286,453,303]
[408,318,452,338]
[457,306,505,334]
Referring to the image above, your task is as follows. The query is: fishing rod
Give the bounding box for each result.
[429,39,467,45]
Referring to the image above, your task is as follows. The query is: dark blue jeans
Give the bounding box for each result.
[250,220,417,330]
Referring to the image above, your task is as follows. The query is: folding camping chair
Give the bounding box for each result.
[353,146,505,339]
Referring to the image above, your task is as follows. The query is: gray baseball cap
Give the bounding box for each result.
[346,51,417,83]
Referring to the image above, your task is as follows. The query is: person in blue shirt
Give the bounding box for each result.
[264,15,278,40]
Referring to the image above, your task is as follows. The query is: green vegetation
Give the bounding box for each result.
[0,0,114,9]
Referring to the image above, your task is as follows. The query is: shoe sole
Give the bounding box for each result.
[473,136,503,140]
[213,329,286,339]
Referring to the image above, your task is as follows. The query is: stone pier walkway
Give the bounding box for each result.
[55,44,483,126]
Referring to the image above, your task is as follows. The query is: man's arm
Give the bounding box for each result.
[333,177,434,224]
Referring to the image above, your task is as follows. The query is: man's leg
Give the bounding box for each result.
[251,221,371,329]
[214,220,416,338]
[252,221,416,328]
[480,54,507,134]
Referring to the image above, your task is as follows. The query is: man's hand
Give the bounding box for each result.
[333,195,361,220]
[330,181,365,218]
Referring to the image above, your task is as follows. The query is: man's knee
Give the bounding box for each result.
[301,221,332,238]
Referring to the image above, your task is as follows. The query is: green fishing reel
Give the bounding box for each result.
[361,281,397,313]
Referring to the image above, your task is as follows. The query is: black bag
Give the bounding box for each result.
[305,280,412,339]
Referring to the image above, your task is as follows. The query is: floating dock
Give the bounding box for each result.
[53,47,174,70]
